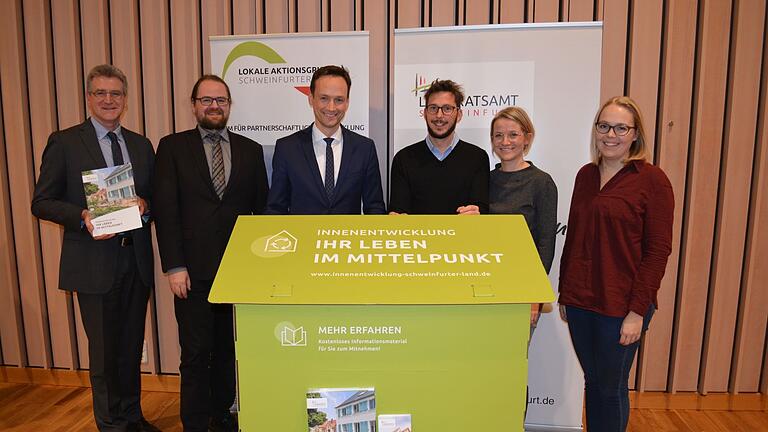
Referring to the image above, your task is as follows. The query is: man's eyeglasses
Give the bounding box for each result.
[90,90,124,100]
[194,97,231,106]
[425,104,458,115]
[595,122,635,136]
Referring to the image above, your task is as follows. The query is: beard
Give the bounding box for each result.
[427,120,457,140]
[197,108,228,129]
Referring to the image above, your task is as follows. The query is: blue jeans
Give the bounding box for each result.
[565,305,654,432]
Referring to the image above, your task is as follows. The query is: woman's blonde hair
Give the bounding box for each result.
[591,96,649,164]
[490,106,535,155]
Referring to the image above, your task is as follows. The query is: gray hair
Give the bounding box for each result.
[86,64,128,95]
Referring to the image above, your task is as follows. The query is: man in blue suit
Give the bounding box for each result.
[266,65,386,214]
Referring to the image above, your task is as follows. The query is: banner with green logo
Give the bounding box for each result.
[209,33,371,180]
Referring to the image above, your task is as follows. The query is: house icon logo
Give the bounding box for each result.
[280,325,307,347]
[265,230,298,253]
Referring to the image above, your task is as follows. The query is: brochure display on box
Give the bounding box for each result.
[81,163,141,236]
[307,388,375,432]
[378,414,412,432]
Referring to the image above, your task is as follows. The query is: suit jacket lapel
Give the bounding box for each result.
[123,128,143,175]
[300,125,330,205]
[188,129,219,199]
[335,126,356,201]
[79,119,107,169]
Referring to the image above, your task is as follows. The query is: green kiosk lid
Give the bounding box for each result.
[209,215,555,305]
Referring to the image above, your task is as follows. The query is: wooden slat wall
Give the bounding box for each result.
[600,0,628,99]
[52,0,89,370]
[297,0,321,32]
[642,0,697,392]
[464,0,491,25]
[25,0,77,371]
[1,0,50,369]
[568,0,594,21]
[732,10,768,393]
[396,0,421,28]
[700,0,764,394]
[670,0,732,393]
[138,0,174,375]
[499,0,526,23]
[1,0,766,396]
[0,57,25,368]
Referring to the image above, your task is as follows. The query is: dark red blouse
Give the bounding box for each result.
[558,160,674,318]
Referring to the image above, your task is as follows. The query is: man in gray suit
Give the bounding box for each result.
[31,64,158,432]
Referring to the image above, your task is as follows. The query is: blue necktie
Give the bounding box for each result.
[324,137,335,198]
[107,131,124,166]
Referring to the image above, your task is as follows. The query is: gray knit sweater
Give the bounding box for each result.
[489,162,558,273]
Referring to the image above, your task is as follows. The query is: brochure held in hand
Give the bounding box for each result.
[81,163,142,236]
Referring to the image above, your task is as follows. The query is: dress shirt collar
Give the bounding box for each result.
[312,123,343,145]
[626,159,644,172]
[598,159,644,175]
[91,117,123,140]
[425,133,459,161]
[198,125,230,143]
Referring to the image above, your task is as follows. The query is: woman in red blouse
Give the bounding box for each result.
[558,96,674,431]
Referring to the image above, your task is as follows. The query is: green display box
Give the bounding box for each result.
[210,215,554,431]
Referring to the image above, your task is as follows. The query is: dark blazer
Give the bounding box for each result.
[266,125,386,214]
[31,119,155,294]
[153,128,268,281]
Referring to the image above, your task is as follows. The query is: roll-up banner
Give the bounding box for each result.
[393,23,603,431]
[210,32,370,179]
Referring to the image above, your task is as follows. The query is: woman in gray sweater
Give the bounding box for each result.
[489,107,558,327]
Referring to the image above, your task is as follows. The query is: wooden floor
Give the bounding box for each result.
[1,382,767,431]
[0,383,180,432]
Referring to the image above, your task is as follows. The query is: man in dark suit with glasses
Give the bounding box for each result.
[153,74,268,432]
[32,64,159,432]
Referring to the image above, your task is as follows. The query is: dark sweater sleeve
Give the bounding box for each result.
[534,173,558,273]
[388,151,411,214]
[469,149,490,213]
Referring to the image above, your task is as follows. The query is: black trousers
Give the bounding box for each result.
[77,244,150,432]
[174,278,236,432]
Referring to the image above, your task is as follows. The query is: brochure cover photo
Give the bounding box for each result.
[378,414,412,432]
[307,388,376,432]
[81,163,142,236]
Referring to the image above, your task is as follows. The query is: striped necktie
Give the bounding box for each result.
[208,133,225,198]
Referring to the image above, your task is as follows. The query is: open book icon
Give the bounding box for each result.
[281,326,307,346]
